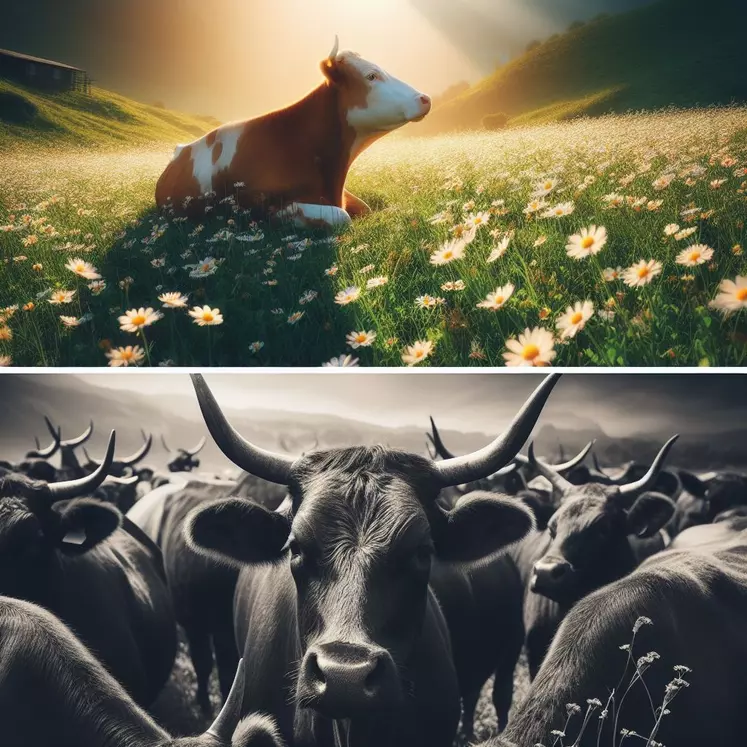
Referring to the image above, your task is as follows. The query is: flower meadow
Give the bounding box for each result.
[1,107,746,367]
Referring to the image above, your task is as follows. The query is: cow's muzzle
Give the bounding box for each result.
[530,556,576,600]
[297,641,402,717]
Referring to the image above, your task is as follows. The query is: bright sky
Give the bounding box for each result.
[214,0,480,119]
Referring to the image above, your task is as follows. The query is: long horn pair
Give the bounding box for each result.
[589,454,638,485]
[206,659,246,742]
[428,416,590,477]
[161,435,172,453]
[28,417,61,459]
[192,373,561,488]
[58,420,94,449]
[48,431,116,500]
[187,436,207,457]
[87,433,153,467]
[529,436,679,499]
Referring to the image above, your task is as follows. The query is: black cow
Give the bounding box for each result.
[183,372,560,747]
[0,596,284,747]
[516,439,678,678]
[163,435,207,472]
[128,478,242,716]
[83,430,153,478]
[0,431,177,707]
[483,514,747,747]
[668,469,747,535]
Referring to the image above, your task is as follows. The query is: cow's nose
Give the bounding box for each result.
[298,642,402,717]
[419,94,432,110]
[531,557,574,596]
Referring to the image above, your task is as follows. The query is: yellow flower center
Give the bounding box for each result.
[202,264,211,272]
[637,267,650,279]
[132,314,146,326]
[555,208,563,215]
[736,289,747,302]
[356,335,366,343]
[494,296,505,305]
[545,182,552,190]
[121,350,134,361]
[522,344,541,361]
[581,237,595,250]
[571,312,584,324]
[203,312,214,322]
[688,251,701,263]
[443,251,453,260]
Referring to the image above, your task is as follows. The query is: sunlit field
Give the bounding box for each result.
[1,107,746,367]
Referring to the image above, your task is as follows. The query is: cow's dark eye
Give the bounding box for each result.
[366,72,378,82]
[547,524,557,539]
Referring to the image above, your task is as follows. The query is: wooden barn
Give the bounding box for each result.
[0,48,91,93]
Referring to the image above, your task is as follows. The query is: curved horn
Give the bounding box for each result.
[104,474,139,486]
[27,417,61,459]
[428,417,457,460]
[618,436,679,497]
[60,420,94,448]
[329,35,339,60]
[191,374,295,485]
[527,442,575,496]
[187,436,207,457]
[515,440,594,474]
[207,658,246,742]
[119,433,153,466]
[48,431,115,500]
[161,435,172,453]
[434,374,561,487]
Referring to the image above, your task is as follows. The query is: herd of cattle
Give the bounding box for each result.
[2,373,747,746]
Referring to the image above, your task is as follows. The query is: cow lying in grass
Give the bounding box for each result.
[0,596,283,747]
[155,38,431,227]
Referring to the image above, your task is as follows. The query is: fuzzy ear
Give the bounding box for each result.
[626,492,675,538]
[678,470,707,498]
[231,714,286,747]
[435,492,535,563]
[185,498,290,566]
[320,57,343,84]
[57,499,122,555]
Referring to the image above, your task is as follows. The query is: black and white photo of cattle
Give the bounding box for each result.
[2,371,747,747]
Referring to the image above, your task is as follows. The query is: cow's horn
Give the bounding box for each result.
[161,435,172,453]
[434,374,561,487]
[207,659,246,742]
[28,417,61,459]
[187,436,207,457]
[428,417,457,460]
[104,474,139,486]
[48,431,115,500]
[329,35,339,60]
[191,375,295,485]
[618,436,679,497]
[527,442,575,496]
[515,440,594,474]
[119,433,153,466]
[60,420,94,448]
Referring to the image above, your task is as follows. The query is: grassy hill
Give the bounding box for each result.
[0,79,219,150]
[419,0,747,135]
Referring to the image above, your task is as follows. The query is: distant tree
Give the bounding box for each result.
[525,39,541,53]
[568,20,585,31]
[483,112,510,131]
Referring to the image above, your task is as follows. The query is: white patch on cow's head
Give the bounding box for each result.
[337,51,431,134]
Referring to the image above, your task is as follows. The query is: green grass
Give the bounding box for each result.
[419,0,747,135]
[0,80,219,150]
[1,107,747,368]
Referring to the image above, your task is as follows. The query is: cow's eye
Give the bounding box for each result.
[286,538,302,558]
[366,72,378,82]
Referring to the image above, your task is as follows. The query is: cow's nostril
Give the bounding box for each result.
[364,655,384,694]
[550,563,570,579]
[420,95,431,106]
[308,652,325,687]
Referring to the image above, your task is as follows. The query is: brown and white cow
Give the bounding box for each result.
[155,38,431,227]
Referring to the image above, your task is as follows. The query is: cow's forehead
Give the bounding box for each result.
[338,51,385,78]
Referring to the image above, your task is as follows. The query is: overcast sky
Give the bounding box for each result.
[1,0,656,120]
[67,372,747,438]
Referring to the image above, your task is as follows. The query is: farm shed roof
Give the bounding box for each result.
[0,48,85,73]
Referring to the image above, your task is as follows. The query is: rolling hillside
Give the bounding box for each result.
[0,79,219,150]
[419,0,747,135]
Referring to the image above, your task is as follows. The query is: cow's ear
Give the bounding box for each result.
[185,498,290,566]
[434,492,535,563]
[320,58,343,84]
[231,714,285,747]
[626,492,675,538]
[678,470,707,498]
[56,499,122,555]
